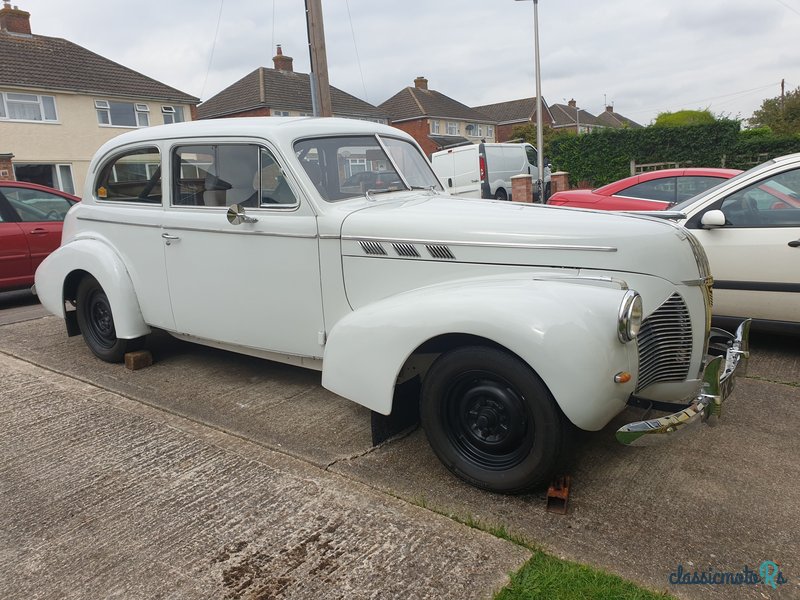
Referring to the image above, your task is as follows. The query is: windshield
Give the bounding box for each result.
[671,160,777,211]
[294,135,442,201]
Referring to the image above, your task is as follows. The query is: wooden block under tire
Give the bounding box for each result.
[124,350,153,371]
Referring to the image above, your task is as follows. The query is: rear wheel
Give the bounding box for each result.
[420,346,570,494]
[494,188,508,201]
[76,276,140,362]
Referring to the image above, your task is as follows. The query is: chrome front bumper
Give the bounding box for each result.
[616,319,751,446]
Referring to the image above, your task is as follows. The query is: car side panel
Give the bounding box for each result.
[0,222,32,290]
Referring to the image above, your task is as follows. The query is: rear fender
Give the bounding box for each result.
[34,239,150,339]
[322,276,638,431]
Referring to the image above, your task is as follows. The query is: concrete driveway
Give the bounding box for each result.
[1,309,798,599]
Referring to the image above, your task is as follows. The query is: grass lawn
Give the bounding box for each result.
[496,549,675,600]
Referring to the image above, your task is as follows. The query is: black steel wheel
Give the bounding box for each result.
[420,346,569,494]
[76,275,139,362]
[494,188,508,201]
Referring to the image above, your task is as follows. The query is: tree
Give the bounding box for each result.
[750,86,800,135]
[509,123,565,157]
[652,109,716,127]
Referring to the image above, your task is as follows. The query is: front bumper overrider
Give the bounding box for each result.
[616,319,751,446]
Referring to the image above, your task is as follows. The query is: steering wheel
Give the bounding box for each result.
[46,209,61,220]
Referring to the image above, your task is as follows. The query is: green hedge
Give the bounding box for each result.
[545,121,800,187]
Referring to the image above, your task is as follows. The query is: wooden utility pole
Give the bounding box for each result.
[305,0,333,117]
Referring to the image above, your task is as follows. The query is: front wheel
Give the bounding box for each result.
[420,346,570,494]
[76,275,140,362]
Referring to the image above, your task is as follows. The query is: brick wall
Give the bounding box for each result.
[204,107,270,119]
[0,154,14,181]
[388,119,438,156]
[496,123,518,143]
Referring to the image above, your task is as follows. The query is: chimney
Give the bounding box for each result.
[272,44,293,72]
[606,106,614,113]
[0,1,32,35]
[414,76,428,90]
[567,99,576,108]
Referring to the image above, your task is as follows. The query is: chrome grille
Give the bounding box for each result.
[392,243,420,257]
[426,244,455,260]
[360,241,387,256]
[636,293,693,391]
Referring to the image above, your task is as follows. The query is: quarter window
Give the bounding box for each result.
[0,92,58,122]
[95,147,162,203]
[95,100,150,127]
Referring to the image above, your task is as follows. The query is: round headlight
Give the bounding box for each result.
[618,291,643,343]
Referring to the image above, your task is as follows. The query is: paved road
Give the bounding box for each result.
[1,297,798,599]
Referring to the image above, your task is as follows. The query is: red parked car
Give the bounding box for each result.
[548,168,742,210]
[0,180,79,292]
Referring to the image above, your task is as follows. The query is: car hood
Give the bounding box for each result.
[339,193,701,285]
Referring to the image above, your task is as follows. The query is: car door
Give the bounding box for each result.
[685,166,800,323]
[161,141,325,358]
[0,191,32,290]
[2,186,75,272]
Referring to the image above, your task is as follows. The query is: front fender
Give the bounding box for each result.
[322,276,638,430]
[34,239,150,339]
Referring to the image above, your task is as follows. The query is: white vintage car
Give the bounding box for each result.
[35,118,749,493]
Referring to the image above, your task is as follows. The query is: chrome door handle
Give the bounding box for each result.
[789,239,800,248]
[162,233,180,245]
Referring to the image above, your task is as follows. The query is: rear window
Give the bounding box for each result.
[95,147,161,204]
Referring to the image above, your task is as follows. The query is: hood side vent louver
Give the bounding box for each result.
[393,243,420,258]
[426,244,456,260]
[360,241,387,256]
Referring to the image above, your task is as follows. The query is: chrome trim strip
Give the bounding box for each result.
[76,216,318,238]
[77,216,162,229]
[343,235,617,252]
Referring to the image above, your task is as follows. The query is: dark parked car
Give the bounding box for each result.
[0,180,79,292]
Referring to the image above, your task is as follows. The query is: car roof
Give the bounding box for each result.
[94,117,414,154]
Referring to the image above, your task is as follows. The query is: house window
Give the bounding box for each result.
[487,125,495,138]
[273,110,290,116]
[465,123,483,137]
[161,105,184,124]
[95,100,150,127]
[446,121,459,135]
[430,120,440,134]
[0,92,58,122]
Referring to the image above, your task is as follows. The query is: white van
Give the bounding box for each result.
[431,142,551,202]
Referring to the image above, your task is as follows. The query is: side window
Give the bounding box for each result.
[525,146,537,164]
[0,187,73,222]
[719,169,800,228]
[617,178,676,203]
[95,148,161,203]
[172,144,296,208]
[676,176,725,202]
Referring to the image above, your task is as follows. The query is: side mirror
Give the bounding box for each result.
[700,209,726,228]
[226,204,258,225]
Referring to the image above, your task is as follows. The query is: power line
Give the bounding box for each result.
[772,0,800,18]
[200,0,225,101]
[344,0,368,101]
[625,82,777,116]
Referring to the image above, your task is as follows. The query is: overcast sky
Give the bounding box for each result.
[24,0,800,125]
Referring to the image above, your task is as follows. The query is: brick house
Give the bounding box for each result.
[472,97,555,142]
[0,2,198,193]
[197,46,387,123]
[596,105,642,129]
[378,77,496,156]
[548,99,605,134]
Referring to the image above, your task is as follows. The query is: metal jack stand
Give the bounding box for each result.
[546,475,571,514]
